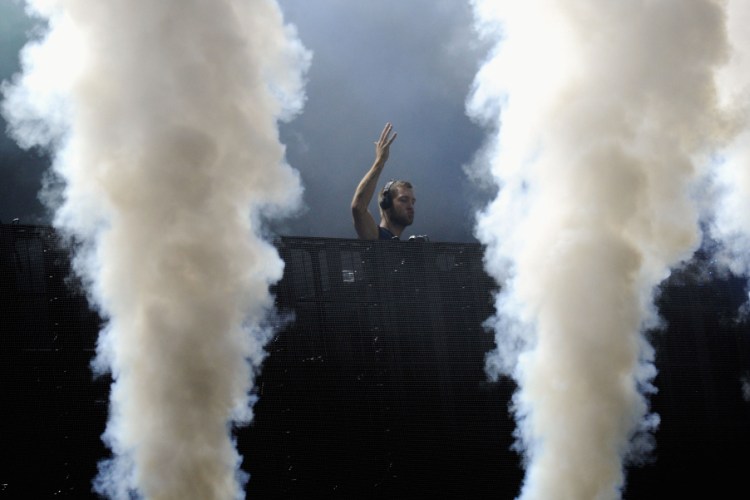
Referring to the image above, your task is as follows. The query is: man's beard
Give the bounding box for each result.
[389,209,413,228]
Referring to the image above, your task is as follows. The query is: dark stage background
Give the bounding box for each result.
[1,224,749,499]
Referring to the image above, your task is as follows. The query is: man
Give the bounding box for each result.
[351,123,416,240]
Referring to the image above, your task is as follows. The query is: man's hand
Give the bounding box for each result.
[374,122,397,165]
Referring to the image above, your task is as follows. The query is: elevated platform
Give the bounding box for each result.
[1,224,749,498]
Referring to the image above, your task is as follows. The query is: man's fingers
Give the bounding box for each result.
[379,122,393,144]
[378,122,396,147]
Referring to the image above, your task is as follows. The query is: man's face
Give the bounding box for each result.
[388,186,415,227]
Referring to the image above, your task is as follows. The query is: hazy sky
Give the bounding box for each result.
[0,0,491,242]
[0,0,49,226]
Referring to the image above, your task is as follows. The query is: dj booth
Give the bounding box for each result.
[1,224,748,498]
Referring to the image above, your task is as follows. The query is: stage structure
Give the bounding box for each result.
[1,224,749,498]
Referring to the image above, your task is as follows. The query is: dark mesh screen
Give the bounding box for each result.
[243,238,514,498]
[1,225,108,499]
[2,225,749,499]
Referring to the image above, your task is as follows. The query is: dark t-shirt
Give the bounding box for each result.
[378,226,398,240]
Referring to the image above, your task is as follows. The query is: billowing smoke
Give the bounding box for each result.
[467,1,746,499]
[709,0,750,405]
[2,0,309,498]
[711,1,750,278]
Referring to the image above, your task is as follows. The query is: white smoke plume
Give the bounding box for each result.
[468,1,743,499]
[742,374,750,402]
[710,0,750,278]
[2,0,309,498]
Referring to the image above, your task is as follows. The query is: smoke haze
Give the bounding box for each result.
[468,0,746,498]
[2,0,309,498]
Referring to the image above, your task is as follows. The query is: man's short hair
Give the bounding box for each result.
[379,180,413,210]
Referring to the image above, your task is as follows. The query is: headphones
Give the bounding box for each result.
[379,180,396,210]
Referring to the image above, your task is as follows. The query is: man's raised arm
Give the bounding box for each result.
[351,123,397,240]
